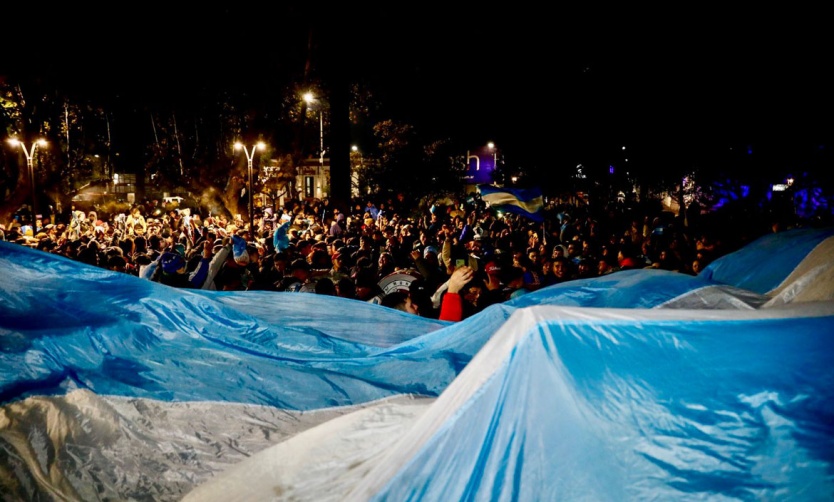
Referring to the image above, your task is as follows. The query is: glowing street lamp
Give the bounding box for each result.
[350,144,363,166]
[350,145,363,198]
[234,141,266,237]
[303,92,325,185]
[7,137,47,226]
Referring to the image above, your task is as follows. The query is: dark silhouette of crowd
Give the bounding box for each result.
[1,190,824,322]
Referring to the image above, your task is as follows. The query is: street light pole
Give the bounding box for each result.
[234,141,266,240]
[7,137,47,227]
[303,92,325,197]
[351,145,363,199]
[318,110,324,180]
[351,144,362,167]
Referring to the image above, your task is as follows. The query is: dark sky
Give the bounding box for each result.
[5,7,832,177]
[344,14,831,179]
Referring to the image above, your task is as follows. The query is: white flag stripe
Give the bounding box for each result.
[480,192,543,213]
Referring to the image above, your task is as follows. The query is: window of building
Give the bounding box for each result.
[305,176,314,199]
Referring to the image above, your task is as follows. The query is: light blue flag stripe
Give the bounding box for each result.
[477,184,544,221]
[2,226,834,500]
[367,305,834,501]
[701,227,834,294]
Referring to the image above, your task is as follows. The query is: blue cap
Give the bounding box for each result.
[160,252,186,274]
[232,235,249,264]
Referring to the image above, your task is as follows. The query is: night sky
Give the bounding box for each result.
[5,7,832,178]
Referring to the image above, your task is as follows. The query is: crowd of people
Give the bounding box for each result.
[0,191,810,322]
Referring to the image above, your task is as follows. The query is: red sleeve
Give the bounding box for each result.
[439,292,464,322]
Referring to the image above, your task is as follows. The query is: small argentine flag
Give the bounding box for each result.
[478,185,545,222]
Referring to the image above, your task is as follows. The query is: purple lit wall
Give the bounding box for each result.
[465,146,497,185]
[794,187,829,218]
[710,184,751,211]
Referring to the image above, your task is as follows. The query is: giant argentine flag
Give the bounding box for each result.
[1,227,834,501]
[477,184,545,222]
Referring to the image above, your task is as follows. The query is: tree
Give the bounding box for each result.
[355,119,467,213]
[0,79,28,222]
[0,79,74,223]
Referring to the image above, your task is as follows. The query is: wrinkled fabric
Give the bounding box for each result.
[700,226,834,294]
[1,227,833,501]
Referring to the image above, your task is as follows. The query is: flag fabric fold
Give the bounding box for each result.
[2,228,834,501]
[477,184,544,221]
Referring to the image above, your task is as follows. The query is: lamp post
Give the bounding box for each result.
[303,92,325,196]
[488,141,498,173]
[350,145,363,199]
[7,137,47,227]
[234,141,266,239]
[351,144,362,167]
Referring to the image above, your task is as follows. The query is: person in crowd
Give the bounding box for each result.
[551,243,568,261]
[6,191,791,320]
[650,247,680,271]
[251,250,287,290]
[410,245,447,293]
[381,277,438,318]
[335,277,358,299]
[351,235,377,266]
[376,251,397,280]
[436,265,475,321]
[566,241,582,267]
[329,212,346,237]
[500,265,530,300]
[575,258,598,279]
[106,254,128,273]
[540,257,555,286]
[550,256,574,284]
[513,252,542,291]
[125,206,146,237]
[481,260,504,293]
[143,239,213,289]
[383,230,407,267]
[617,243,641,271]
[314,277,338,296]
[211,234,254,290]
[598,256,618,276]
[354,269,382,301]
[326,251,352,283]
[277,259,315,292]
[308,244,333,274]
[364,200,380,221]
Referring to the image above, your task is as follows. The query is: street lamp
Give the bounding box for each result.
[303,92,325,194]
[234,141,266,238]
[350,145,363,199]
[7,137,47,227]
[351,144,363,167]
